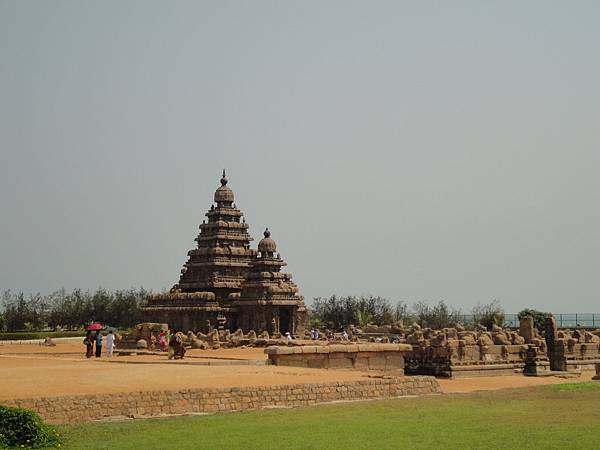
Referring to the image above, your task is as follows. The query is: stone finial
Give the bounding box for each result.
[221,169,228,186]
[258,228,277,255]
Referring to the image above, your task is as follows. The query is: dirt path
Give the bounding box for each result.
[437,372,596,393]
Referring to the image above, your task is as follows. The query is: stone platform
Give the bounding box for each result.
[265,343,412,373]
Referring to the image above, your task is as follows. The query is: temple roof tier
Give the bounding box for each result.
[184,262,252,269]
[196,233,254,243]
[205,209,244,219]
[200,221,249,231]
[143,306,233,312]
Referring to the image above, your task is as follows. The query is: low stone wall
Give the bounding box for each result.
[405,342,532,378]
[550,341,600,372]
[3,377,440,424]
[265,344,412,373]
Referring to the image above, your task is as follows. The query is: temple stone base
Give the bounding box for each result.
[266,344,411,373]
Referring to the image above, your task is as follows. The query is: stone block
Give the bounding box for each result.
[300,346,320,354]
[328,344,348,353]
[357,344,378,352]
[328,357,354,369]
[368,356,387,371]
[307,358,326,369]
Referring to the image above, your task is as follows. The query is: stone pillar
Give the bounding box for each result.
[519,316,535,344]
[545,316,567,372]
[544,316,557,353]
[593,363,600,380]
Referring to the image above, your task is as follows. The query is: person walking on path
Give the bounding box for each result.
[95,329,103,358]
[105,330,115,357]
[84,330,94,358]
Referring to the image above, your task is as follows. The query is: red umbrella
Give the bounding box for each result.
[86,323,103,331]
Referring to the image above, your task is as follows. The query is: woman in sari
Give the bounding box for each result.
[159,330,168,352]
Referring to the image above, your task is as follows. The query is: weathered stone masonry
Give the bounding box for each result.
[4,377,440,424]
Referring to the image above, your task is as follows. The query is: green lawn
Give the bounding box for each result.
[58,383,600,450]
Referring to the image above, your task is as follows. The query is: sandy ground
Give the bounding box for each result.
[1,341,596,400]
[437,371,596,393]
[0,341,268,361]
[0,342,364,401]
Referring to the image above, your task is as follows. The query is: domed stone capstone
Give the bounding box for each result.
[214,169,234,204]
[258,228,277,255]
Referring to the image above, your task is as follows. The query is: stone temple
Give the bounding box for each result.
[142,170,307,335]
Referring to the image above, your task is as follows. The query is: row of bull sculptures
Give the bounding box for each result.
[117,317,600,378]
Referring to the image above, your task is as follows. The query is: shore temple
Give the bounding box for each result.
[142,170,307,335]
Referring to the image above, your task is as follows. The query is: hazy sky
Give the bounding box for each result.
[1,1,599,313]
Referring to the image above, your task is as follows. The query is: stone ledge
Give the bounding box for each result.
[2,377,440,425]
[265,343,412,355]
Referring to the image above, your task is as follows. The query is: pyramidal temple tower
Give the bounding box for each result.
[178,169,256,298]
[236,228,307,334]
[143,171,306,335]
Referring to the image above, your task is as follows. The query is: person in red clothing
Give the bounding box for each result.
[84,330,94,358]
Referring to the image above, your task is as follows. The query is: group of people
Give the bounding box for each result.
[157,329,186,359]
[309,328,349,341]
[84,329,115,358]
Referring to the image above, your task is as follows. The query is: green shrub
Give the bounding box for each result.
[0,406,61,448]
[0,331,85,341]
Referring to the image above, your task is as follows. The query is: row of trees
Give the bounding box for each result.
[0,288,550,333]
[310,295,511,331]
[0,288,148,331]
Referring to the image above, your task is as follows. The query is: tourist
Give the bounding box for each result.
[84,330,94,358]
[168,330,177,360]
[310,328,316,340]
[285,332,293,341]
[95,329,103,358]
[106,330,115,357]
[159,330,168,352]
[342,330,349,341]
[173,331,186,359]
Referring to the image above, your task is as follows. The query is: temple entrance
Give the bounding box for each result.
[279,308,291,334]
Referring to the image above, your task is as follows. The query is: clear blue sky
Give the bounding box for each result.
[1,1,599,312]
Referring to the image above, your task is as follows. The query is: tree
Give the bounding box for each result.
[518,308,549,332]
[472,300,505,330]
[0,313,6,332]
[393,301,409,324]
[310,295,397,330]
[412,300,462,329]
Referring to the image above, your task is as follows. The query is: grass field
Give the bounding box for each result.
[57,383,600,450]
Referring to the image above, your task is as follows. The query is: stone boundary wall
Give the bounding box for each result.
[3,377,440,424]
[266,343,411,373]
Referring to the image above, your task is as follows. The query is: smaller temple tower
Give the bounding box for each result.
[235,228,307,335]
